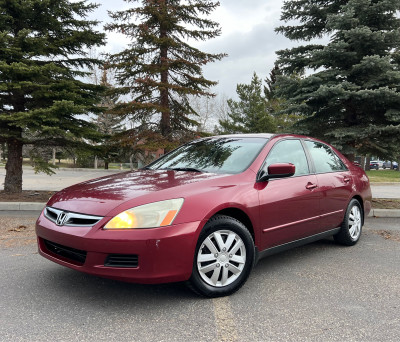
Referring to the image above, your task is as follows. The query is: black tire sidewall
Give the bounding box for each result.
[189,215,255,297]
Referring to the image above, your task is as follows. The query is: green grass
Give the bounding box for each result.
[366,170,400,182]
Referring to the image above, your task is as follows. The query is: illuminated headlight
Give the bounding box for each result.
[104,198,184,229]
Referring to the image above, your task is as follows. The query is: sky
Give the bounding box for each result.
[90,0,296,99]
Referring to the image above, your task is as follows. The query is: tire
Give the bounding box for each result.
[187,215,255,297]
[334,199,363,246]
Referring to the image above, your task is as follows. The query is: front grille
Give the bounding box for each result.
[43,239,87,265]
[44,207,103,227]
[104,254,139,268]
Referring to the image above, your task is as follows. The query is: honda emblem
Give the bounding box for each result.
[56,212,69,226]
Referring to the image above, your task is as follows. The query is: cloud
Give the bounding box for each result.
[197,4,294,98]
[90,0,293,97]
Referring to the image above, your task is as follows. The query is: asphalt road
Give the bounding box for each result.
[1,216,399,342]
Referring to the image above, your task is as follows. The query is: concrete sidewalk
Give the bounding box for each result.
[0,167,124,191]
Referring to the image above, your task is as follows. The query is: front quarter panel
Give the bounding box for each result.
[172,171,261,246]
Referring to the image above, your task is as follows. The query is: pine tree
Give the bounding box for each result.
[265,64,305,132]
[0,0,106,193]
[105,0,226,149]
[275,0,400,160]
[219,73,276,134]
[264,64,281,102]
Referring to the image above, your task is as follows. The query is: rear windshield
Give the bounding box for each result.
[146,137,268,174]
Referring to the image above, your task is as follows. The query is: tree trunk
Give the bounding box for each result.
[360,155,366,169]
[4,138,23,193]
[52,148,56,165]
[160,66,170,138]
[94,156,98,169]
[365,155,371,171]
[159,7,171,141]
[105,161,109,170]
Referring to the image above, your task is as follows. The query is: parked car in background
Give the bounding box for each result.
[382,161,399,170]
[36,134,372,297]
[369,161,380,170]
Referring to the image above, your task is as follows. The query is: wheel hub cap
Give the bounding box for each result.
[348,205,362,239]
[197,230,246,287]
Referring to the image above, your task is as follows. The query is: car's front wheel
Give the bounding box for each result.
[334,199,363,246]
[188,215,255,297]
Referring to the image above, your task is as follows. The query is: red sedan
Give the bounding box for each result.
[36,134,372,297]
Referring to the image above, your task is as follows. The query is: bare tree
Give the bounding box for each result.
[189,94,230,134]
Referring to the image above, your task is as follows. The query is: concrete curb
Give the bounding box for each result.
[0,202,399,217]
[0,202,46,211]
[368,209,400,218]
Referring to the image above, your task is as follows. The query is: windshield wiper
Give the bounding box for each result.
[167,167,206,173]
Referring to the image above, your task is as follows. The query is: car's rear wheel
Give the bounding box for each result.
[188,215,255,297]
[334,199,363,246]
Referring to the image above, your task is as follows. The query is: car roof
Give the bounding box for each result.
[209,133,275,139]
[208,133,315,140]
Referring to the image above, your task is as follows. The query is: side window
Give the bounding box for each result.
[265,139,309,176]
[305,141,347,173]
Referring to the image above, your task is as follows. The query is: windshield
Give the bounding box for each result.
[146,137,268,174]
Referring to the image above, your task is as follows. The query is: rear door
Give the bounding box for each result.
[304,140,352,230]
[258,139,322,250]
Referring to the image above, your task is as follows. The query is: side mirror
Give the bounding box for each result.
[257,163,296,182]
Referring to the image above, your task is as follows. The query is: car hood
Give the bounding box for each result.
[48,170,227,216]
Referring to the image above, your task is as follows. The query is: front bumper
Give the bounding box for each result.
[36,211,203,284]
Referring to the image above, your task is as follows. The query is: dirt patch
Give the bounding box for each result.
[0,216,37,248]
[372,198,400,209]
[0,190,55,203]
[374,230,400,242]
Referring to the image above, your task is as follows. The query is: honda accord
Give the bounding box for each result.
[36,134,372,297]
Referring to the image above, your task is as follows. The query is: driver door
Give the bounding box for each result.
[257,139,322,250]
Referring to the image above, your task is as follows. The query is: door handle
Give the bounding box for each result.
[306,182,318,190]
[343,176,351,183]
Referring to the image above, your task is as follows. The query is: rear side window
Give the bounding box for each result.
[265,139,309,176]
[305,141,347,173]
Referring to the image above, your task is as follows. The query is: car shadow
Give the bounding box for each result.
[254,237,339,271]
[38,264,199,308]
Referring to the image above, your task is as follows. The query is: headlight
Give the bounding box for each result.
[104,198,184,229]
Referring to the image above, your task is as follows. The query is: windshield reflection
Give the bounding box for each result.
[147,137,268,174]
